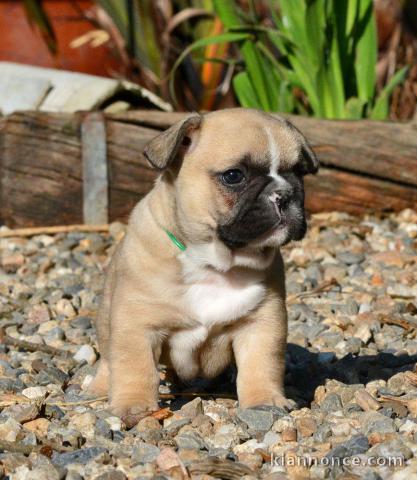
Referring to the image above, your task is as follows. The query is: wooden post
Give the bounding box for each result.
[81,112,108,225]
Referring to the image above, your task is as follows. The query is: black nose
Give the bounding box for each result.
[266,188,291,210]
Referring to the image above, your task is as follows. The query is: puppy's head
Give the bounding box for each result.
[144,108,318,250]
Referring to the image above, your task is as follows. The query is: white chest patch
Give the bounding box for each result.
[169,243,266,378]
[184,269,265,325]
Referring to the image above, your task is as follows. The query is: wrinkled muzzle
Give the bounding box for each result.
[217,178,296,249]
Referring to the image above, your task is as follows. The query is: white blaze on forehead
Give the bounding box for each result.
[265,127,280,178]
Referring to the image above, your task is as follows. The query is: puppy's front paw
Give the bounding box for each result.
[270,392,297,411]
[240,390,296,412]
[111,398,159,427]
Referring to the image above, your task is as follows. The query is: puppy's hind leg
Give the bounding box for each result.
[88,260,114,396]
[88,359,109,396]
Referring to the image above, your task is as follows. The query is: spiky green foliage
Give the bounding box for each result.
[178,0,408,118]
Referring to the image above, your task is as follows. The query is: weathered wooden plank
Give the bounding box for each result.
[287,115,417,188]
[305,168,417,215]
[105,119,158,223]
[1,110,416,228]
[0,112,158,227]
[111,111,417,188]
[82,112,108,224]
[0,112,83,227]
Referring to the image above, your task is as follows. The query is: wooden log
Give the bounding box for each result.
[0,110,416,227]
[0,112,159,227]
[0,112,84,227]
[305,168,417,214]
[113,110,417,187]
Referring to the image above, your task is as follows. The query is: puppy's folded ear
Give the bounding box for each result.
[300,141,319,175]
[143,114,202,170]
[285,120,319,175]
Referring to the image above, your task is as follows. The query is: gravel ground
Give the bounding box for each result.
[0,210,416,480]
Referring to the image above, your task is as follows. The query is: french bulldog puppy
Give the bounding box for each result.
[89,108,318,417]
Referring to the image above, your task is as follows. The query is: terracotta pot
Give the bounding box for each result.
[0,0,124,77]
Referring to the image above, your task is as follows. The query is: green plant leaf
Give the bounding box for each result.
[212,0,243,27]
[169,32,250,103]
[326,7,347,118]
[233,71,261,108]
[241,42,273,110]
[354,0,377,102]
[344,97,366,119]
[371,66,408,120]
[136,0,162,77]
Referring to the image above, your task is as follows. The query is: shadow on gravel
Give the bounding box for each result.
[163,344,417,410]
[285,343,417,406]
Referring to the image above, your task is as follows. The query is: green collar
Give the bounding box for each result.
[165,229,186,252]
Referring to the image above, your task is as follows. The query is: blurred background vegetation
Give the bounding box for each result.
[23,0,417,120]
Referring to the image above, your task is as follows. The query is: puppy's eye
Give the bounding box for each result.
[221,169,245,185]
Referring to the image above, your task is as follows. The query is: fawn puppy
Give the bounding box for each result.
[89,108,318,417]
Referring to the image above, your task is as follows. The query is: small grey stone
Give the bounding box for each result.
[20,323,38,336]
[0,360,16,376]
[52,447,107,467]
[368,439,413,461]
[287,282,304,296]
[0,377,25,392]
[44,405,65,420]
[357,471,383,480]
[63,283,83,297]
[48,424,83,449]
[71,316,92,329]
[44,326,65,342]
[236,407,282,432]
[362,412,396,436]
[65,474,83,480]
[94,471,127,480]
[112,431,125,443]
[95,419,112,439]
[208,448,237,461]
[337,252,365,265]
[325,435,369,460]
[164,418,191,435]
[73,344,97,365]
[337,299,359,315]
[135,428,162,445]
[179,397,204,419]
[175,431,207,450]
[252,405,288,419]
[344,403,363,414]
[263,431,281,447]
[63,389,82,403]
[387,373,408,395]
[305,264,323,282]
[21,431,37,447]
[36,367,69,386]
[379,406,395,418]
[0,403,39,423]
[344,337,362,353]
[314,423,332,443]
[321,393,343,413]
[131,443,160,464]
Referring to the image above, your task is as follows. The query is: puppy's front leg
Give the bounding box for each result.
[109,299,161,416]
[233,297,293,410]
